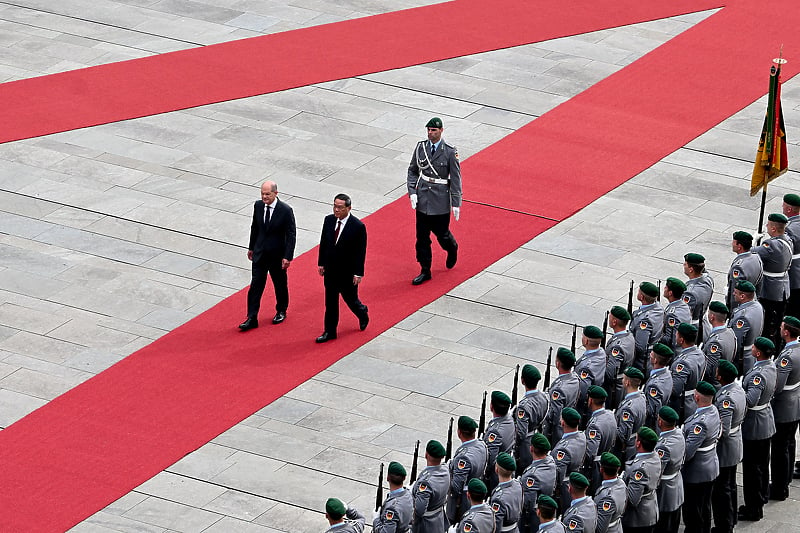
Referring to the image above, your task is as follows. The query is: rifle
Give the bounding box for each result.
[445,417,454,462]
[696,316,705,347]
[600,310,609,349]
[511,364,520,406]
[627,280,634,316]
[478,391,487,437]
[570,323,577,354]
[656,279,662,303]
[544,347,553,390]
[375,462,384,512]
[410,440,420,483]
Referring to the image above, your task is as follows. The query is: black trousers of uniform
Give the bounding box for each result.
[760,298,786,347]
[770,420,800,498]
[415,211,457,267]
[742,438,772,511]
[655,509,681,533]
[787,288,800,318]
[624,526,655,533]
[323,273,367,334]
[246,258,288,318]
[683,480,714,533]
[712,465,738,533]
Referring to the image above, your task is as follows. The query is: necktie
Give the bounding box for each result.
[334,220,342,243]
[264,205,271,224]
[431,142,436,155]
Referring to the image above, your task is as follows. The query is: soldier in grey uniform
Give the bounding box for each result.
[653,407,684,533]
[703,301,737,388]
[484,391,516,493]
[604,306,636,410]
[681,382,720,533]
[753,213,792,346]
[661,278,693,353]
[375,461,413,533]
[457,479,495,533]
[407,117,461,286]
[325,498,365,533]
[594,453,626,533]
[630,282,665,372]
[489,453,523,533]
[552,408,587,511]
[575,326,607,423]
[727,231,763,311]
[583,386,617,492]
[769,315,800,501]
[520,433,557,533]
[412,440,450,533]
[711,361,746,533]
[614,367,646,461]
[537,496,566,533]
[515,364,549,474]
[561,473,597,533]
[644,344,674,430]
[683,253,715,341]
[783,195,800,316]
[543,348,580,446]
[728,280,764,375]
[668,324,705,424]
[621,427,662,533]
[739,337,778,522]
[447,416,489,526]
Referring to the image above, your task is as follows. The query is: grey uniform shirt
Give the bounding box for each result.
[630,303,665,368]
[594,478,626,533]
[655,428,685,512]
[729,299,764,374]
[662,299,693,352]
[644,368,673,430]
[412,464,449,533]
[727,251,764,309]
[615,391,646,460]
[484,414,516,489]
[515,390,549,470]
[519,454,556,528]
[447,439,489,524]
[326,508,366,533]
[684,273,715,323]
[714,381,747,467]
[375,487,413,533]
[772,340,800,423]
[489,479,523,533]
[407,140,462,215]
[754,235,792,301]
[456,504,495,533]
[543,373,580,446]
[621,451,661,528]
[668,346,705,420]
[562,496,597,533]
[742,359,778,440]
[786,216,800,289]
[703,326,737,387]
[682,405,720,484]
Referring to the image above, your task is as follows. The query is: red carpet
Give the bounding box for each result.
[1,0,800,531]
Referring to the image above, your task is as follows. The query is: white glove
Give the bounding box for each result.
[410,194,417,210]
[373,509,381,520]
[452,206,460,221]
[756,232,768,245]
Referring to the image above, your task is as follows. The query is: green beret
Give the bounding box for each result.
[665,277,686,292]
[637,426,659,444]
[326,498,346,519]
[735,280,756,293]
[458,415,478,431]
[496,452,516,472]
[658,406,679,424]
[696,381,716,397]
[561,407,581,427]
[677,323,698,337]
[684,253,705,264]
[783,316,800,329]
[652,343,674,358]
[468,478,487,497]
[624,366,645,380]
[640,281,659,297]
[569,472,590,488]
[610,306,631,321]
[388,461,407,477]
[530,432,551,451]
[709,301,729,316]
[600,452,621,468]
[784,194,800,207]
[733,231,753,246]
[588,385,607,400]
[425,117,443,128]
[491,390,511,407]
[583,325,603,339]
[754,336,775,353]
[537,494,558,511]
[717,360,738,380]
[769,213,789,224]
[556,347,576,366]
[426,440,446,458]
[522,364,541,382]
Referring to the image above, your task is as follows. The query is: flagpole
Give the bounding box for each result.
[758,182,767,233]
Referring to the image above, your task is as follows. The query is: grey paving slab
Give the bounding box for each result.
[122,496,222,532]
[0,387,47,427]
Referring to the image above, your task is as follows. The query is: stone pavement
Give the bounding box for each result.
[0,1,799,531]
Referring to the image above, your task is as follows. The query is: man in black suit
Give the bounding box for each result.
[239,181,296,331]
[316,193,369,343]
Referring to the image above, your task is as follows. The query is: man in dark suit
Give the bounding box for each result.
[316,193,369,343]
[239,181,296,331]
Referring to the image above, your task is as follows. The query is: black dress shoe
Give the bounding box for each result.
[316,332,337,343]
[737,506,762,521]
[446,246,458,269]
[794,466,800,479]
[272,312,286,324]
[238,317,258,331]
[359,309,369,331]
[412,270,432,285]
[769,485,788,501]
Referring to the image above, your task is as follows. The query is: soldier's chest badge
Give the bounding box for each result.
[492,503,501,512]
[464,524,473,532]
[580,370,589,380]
[552,391,560,401]
[676,363,685,373]
[622,411,631,421]
[458,459,467,469]
[634,471,644,481]
[588,430,598,440]
[781,358,789,368]
[722,400,731,409]
[568,519,579,530]
[385,510,394,520]
[753,376,762,386]
[736,320,745,329]
[602,501,612,512]
[518,409,526,419]
[526,478,534,487]
[668,318,676,327]
[710,344,719,354]
[657,449,665,459]
[556,450,566,461]
[488,433,497,443]
[693,425,702,435]
[649,387,658,397]
[639,321,648,330]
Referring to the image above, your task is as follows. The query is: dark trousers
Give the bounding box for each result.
[655,509,681,533]
[246,258,288,317]
[712,464,738,533]
[624,526,654,533]
[323,274,367,334]
[770,420,799,498]
[683,480,714,533]
[415,211,457,267]
[742,438,771,511]
[760,298,786,347]
[786,288,800,318]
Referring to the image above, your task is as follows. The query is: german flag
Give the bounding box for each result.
[751,61,789,196]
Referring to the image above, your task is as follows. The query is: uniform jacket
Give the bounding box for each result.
[714,381,746,467]
[489,479,523,533]
[786,216,800,289]
[681,405,720,484]
[630,303,665,368]
[543,373,580,446]
[515,391,549,471]
[552,431,587,508]
[447,439,489,525]
[615,392,646,460]
[644,368,672,430]
[594,478,626,533]
[727,251,763,308]
[654,428,685,512]
[519,454,556,531]
[539,519,567,533]
[604,332,635,403]
[248,198,296,264]
[484,414,516,490]
[411,465,449,533]
[374,487,413,533]
[684,273,715,321]
[562,496,596,533]
[456,504,494,533]
[703,326,737,387]
[772,340,800,423]
[575,349,606,407]
[662,299,692,352]
[318,214,367,278]
[584,409,617,467]
[326,508,366,533]
[407,140,462,215]
[668,346,705,420]
[729,299,764,373]
[754,234,792,301]
[742,359,777,440]
[621,452,661,528]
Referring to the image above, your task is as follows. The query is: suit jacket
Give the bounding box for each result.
[248,198,296,264]
[318,214,367,278]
